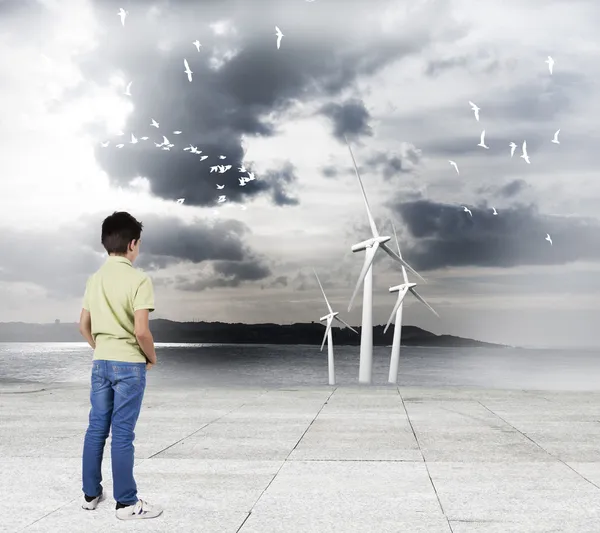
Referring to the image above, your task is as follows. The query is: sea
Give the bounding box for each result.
[1,343,599,390]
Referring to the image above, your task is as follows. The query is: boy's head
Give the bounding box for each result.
[101,211,143,263]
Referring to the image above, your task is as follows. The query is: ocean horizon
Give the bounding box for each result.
[1,342,599,391]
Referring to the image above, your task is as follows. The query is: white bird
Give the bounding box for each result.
[468,101,480,121]
[448,160,459,174]
[101,141,109,147]
[183,59,193,82]
[141,136,148,140]
[552,129,560,144]
[117,8,127,26]
[150,119,159,128]
[462,206,472,217]
[219,155,226,159]
[162,146,171,151]
[509,142,517,157]
[217,195,227,203]
[176,198,185,205]
[238,165,246,172]
[130,133,138,144]
[275,26,284,49]
[173,131,182,134]
[217,184,224,189]
[520,141,530,164]
[183,145,192,151]
[210,166,218,173]
[124,81,132,96]
[116,144,124,148]
[193,40,201,51]
[477,130,489,149]
[199,155,208,161]
[492,207,498,215]
[546,56,554,75]
[246,172,255,181]
[546,233,552,245]
[239,178,247,186]
[161,135,170,145]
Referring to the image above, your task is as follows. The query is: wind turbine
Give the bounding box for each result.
[384,223,439,384]
[344,135,425,384]
[314,269,358,385]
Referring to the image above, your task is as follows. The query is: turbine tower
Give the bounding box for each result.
[384,223,439,384]
[344,136,424,384]
[314,269,358,385]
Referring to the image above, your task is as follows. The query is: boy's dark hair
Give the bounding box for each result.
[101,211,143,254]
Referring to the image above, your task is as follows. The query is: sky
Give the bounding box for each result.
[1,0,600,348]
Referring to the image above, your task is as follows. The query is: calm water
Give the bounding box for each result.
[0,343,599,390]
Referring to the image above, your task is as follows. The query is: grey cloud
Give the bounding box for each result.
[175,258,271,291]
[388,199,600,270]
[424,48,503,77]
[498,179,529,198]
[365,148,421,179]
[69,0,461,207]
[321,166,339,178]
[260,162,299,206]
[320,98,372,142]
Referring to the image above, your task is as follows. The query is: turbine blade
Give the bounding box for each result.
[384,287,408,333]
[320,318,333,351]
[390,223,409,285]
[348,243,379,311]
[409,288,439,317]
[344,135,379,238]
[313,269,333,314]
[334,315,358,334]
[380,242,426,283]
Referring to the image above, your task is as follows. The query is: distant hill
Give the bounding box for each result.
[0,319,505,348]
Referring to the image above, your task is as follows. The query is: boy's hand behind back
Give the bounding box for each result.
[146,362,154,370]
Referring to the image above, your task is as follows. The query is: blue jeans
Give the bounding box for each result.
[82,360,146,505]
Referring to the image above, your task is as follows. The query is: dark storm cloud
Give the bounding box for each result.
[475,179,530,200]
[388,199,600,270]
[261,162,299,206]
[175,258,271,291]
[0,213,273,298]
[365,149,419,179]
[71,0,457,207]
[320,98,373,142]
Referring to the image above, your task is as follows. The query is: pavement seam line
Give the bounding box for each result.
[235,387,338,533]
[397,387,455,533]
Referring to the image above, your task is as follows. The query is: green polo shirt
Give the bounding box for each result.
[82,255,155,363]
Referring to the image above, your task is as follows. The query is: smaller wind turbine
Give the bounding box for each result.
[314,269,358,385]
[384,223,439,384]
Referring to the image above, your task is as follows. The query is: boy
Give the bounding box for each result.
[79,211,163,520]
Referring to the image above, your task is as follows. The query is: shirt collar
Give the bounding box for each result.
[107,255,132,266]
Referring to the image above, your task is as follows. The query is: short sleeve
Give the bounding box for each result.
[82,279,90,311]
[133,276,155,312]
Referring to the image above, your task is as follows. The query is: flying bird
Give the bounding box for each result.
[173,131,182,134]
[130,133,138,144]
[448,160,459,174]
[124,81,132,96]
[462,206,472,217]
[520,141,530,164]
[509,142,517,157]
[117,8,127,26]
[210,166,218,173]
[140,136,148,140]
[238,165,246,172]
[100,141,109,147]
[116,144,124,148]
[217,195,227,203]
[193,40,201,51]
[162,146,171,151]
[246,172,255,181]
[239,178,247,186]
[477,130,489,149]
[161,135,170,146]
[150,119,159,128]
[199,155,208,161]
[545,233,552,245]
[183,59,193,82]
[492,207,498,215]
[219,155,226,159]
[545,56,554,75]
[275,26,284,49]
[176,198,185,205]
[468,101,480,121]
[552,129,560,144]
[217,184,224,189]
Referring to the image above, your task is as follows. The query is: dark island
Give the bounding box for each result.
[0,319,505,347]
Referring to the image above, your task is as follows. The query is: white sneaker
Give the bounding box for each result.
[115,499,163,520]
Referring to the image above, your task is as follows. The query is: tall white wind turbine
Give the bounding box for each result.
[344,135,425,384]
[384,223,439,384]
[314,269,358,385]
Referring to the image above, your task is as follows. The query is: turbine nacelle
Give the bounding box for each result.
[320,312,338,322]
[351,235,391,252]
[390,283,416,292]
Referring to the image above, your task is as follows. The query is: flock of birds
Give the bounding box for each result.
[451,56,557,246]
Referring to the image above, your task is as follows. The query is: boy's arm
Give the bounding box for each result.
[79,309,95,349]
